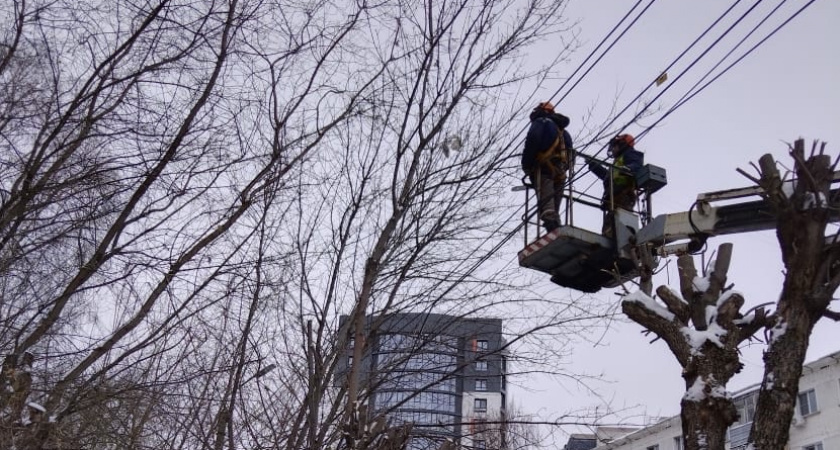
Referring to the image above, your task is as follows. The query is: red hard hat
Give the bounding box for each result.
[537,101,555,113]
[611,134,635,148]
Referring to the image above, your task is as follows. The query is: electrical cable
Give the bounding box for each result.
[635,0,790,142]
[519,1,665,220]
[501,0,659,162]
[563,0,758,207]
[504,0,685,244]
[482,0,662,240]
[636,0,817,142]
[550,0,658,106]
[576,0,759,164]
[546,0,648,103]
[625,1,820,256]
[686,201,710,255]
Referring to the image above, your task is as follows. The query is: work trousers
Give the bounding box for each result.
[528,167,565,225]
[601,188,637,238]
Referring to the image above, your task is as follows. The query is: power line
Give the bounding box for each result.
[474,2,665,269]
[449,0,820,291]
[505,0,659,159]
[443,0,664,282]
[550,0,658,106]
[604,0,768,142]
[575,0,755,162]
[636,0,817,142]
[492,0,660,225]
[568,0,768,202]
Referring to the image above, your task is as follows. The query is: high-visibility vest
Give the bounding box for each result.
[611,153,635,189]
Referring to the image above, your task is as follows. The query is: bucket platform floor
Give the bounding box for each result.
[518,226,637,292]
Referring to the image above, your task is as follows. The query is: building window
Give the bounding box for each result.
[798,388,818,416]
[803,443,823,450]
[475,379,488,391]
[646,445,659,450]
[476,339,489,351]
[474,440,486,450]
[733,391,757,425]
[474,398,487,412]
[475,360,488,371]
[673,436,683,450]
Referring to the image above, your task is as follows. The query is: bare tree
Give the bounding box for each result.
[0,0,373,447]
[744,140,840,450]
[0,0,625,448]
[269,1,598,449]
[622,243,769,450]
[470,405,540,450]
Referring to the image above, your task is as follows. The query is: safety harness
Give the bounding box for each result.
[534,128,569,183]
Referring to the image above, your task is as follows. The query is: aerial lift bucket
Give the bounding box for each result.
[517,164,666,293]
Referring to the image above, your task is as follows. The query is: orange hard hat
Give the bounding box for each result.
[611,134,635,148]
[537,101,555,112]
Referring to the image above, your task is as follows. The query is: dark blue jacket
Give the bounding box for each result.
[522,112,573,171]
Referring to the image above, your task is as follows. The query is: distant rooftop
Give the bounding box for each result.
[564,433,596,450]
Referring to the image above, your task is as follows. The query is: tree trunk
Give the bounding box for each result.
[681,397,733,450]
[748,142,840,449]
[623,244,765,450]
[750,312,811,450]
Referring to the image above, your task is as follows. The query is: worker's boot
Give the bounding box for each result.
[540,210,560,233]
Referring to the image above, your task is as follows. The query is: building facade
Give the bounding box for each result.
[341,313,507,450]
[588,350,840,450]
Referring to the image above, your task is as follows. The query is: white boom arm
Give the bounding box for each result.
[635,178,840,256]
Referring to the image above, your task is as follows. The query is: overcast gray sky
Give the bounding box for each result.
[509,0,840,443]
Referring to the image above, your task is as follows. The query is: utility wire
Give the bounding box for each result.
[494,0,815,287]
[504,0,659,159]
[636,0,816,142]
[550,0,657,106]
[575,0,753,163]
[478,1,664,258]
[496,0,660,217]
[567,0,767,202]
[603,0,767,144]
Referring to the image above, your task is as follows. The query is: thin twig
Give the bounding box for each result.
[736,167,761,185]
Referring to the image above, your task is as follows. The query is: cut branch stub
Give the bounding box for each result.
[705,243,732,300]
[677,254,697,300]
[682,244,733,331]
[656,286,690,323]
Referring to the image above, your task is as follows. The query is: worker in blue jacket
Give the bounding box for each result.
[588,134,644,237]
[522,102,574,233]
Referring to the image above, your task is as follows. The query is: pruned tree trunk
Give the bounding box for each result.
[624,139,840,450]
[623,243,770,450]
[747,140,840,450]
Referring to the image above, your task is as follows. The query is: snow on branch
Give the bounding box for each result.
[623,290,675,321]
[655,286,690,322]
[683,375,728,402]
[681,321,727,354]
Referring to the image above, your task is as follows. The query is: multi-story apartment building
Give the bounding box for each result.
[587,349,840,450]
[340,313,507,450]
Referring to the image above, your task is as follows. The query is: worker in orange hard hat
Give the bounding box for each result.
[521,102,574,233]
[588,134,644,238]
